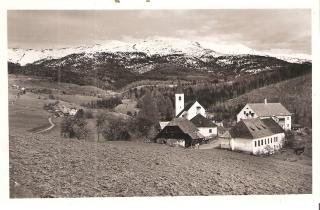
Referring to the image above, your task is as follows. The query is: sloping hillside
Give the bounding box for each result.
[225,74,312,127]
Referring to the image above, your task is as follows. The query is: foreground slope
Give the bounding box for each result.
[10,130,311,197]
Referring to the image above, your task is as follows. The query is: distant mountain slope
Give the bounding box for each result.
[8,38,311,66]
[8,38,312,89]
[225,74,312,127]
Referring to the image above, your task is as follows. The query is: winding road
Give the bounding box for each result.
[35,117,55,134]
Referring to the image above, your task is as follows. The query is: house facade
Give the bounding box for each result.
[190,114,217,138]
[220,118,285,155]
[175,94,206,120]
[237,99,292,130]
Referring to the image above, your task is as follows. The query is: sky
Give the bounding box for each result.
[7,10,311,55]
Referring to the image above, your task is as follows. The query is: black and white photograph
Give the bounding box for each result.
[0,0,320,210]
[2,1,318,207]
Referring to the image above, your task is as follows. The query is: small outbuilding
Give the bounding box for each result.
[155,118,204,147]
[190,114,217,139]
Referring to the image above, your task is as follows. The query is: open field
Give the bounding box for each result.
[9,131,311,198]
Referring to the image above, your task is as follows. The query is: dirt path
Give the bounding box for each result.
[35,117,55,134]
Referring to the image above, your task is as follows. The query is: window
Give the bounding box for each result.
[209,129,212,133]
[258,141,260,146]
[255,141,257,147]
[271,138,273,143]
[179,96,181,100]
[287,117,290,120]
[244,111,246,114]
[196,106,201,114]
[268,139,270,144]
[261,140,264,145]
[264,139,266,144]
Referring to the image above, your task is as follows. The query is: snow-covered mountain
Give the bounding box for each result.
[8,38,311,66]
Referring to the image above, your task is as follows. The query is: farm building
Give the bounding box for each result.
[175,93,206,120]
[155,118,204,148]
[190,114,217,138]
[220,118,285,155]
[237,99,292,130]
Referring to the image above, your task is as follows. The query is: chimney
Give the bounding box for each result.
[175,93,184,116]
[264,98,267,104]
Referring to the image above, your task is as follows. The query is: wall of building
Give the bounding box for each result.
[252,133,285,155]
[236,105,256,122]
[230,138,253,153]
[175,94,184,116]
[184,101,206,120]
[198,127,217,138]
[270,116,291,130]
[222,132,285,155]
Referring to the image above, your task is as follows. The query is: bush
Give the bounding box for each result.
[43,100,59,110]
[60,116,89,140]
[84,109,94,119]
[48,94,55,99]
[102,118,131,141]
[82,96,122,109]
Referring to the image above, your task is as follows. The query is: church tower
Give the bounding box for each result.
[175,93,184,116]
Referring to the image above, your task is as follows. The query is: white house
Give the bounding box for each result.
[190,114,217,138]
[237,99,292,130]
[220,118,285,155]
[175,93,206,120]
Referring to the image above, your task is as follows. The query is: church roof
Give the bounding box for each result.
[229,118,284,139]
[247,103,291,117]
[190,114,217,128]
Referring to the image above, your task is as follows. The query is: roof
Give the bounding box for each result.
[166,118,204,139]
[247,103,291,117]
[229,118,284,139]
[261,118,284,134]
[176,101,197,117]
[190,114,217,128]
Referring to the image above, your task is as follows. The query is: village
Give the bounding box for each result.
[154,93,305,156]
[12,79,305,157]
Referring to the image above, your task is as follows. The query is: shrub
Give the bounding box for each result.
[48,94,55,99]
[84,109,94,119]
[264,145,274,155]
[43,100,59,110]
[82,96,122,109]
[102,118,131,141]
[60,116,89,140]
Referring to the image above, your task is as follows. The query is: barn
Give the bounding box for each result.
[220,118,285,155]
[190,114,218,139]
[155,118,204,148]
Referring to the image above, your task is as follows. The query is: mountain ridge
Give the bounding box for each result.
[8,38,311,66]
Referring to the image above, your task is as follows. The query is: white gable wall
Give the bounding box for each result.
[183,101,206,120]
[237,104,257,122]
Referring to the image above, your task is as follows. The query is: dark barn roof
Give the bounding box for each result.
[166,118,204,140]
[190,114,217,128]
[229,118,284,139]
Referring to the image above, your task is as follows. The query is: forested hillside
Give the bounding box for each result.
[212,74,312,127]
